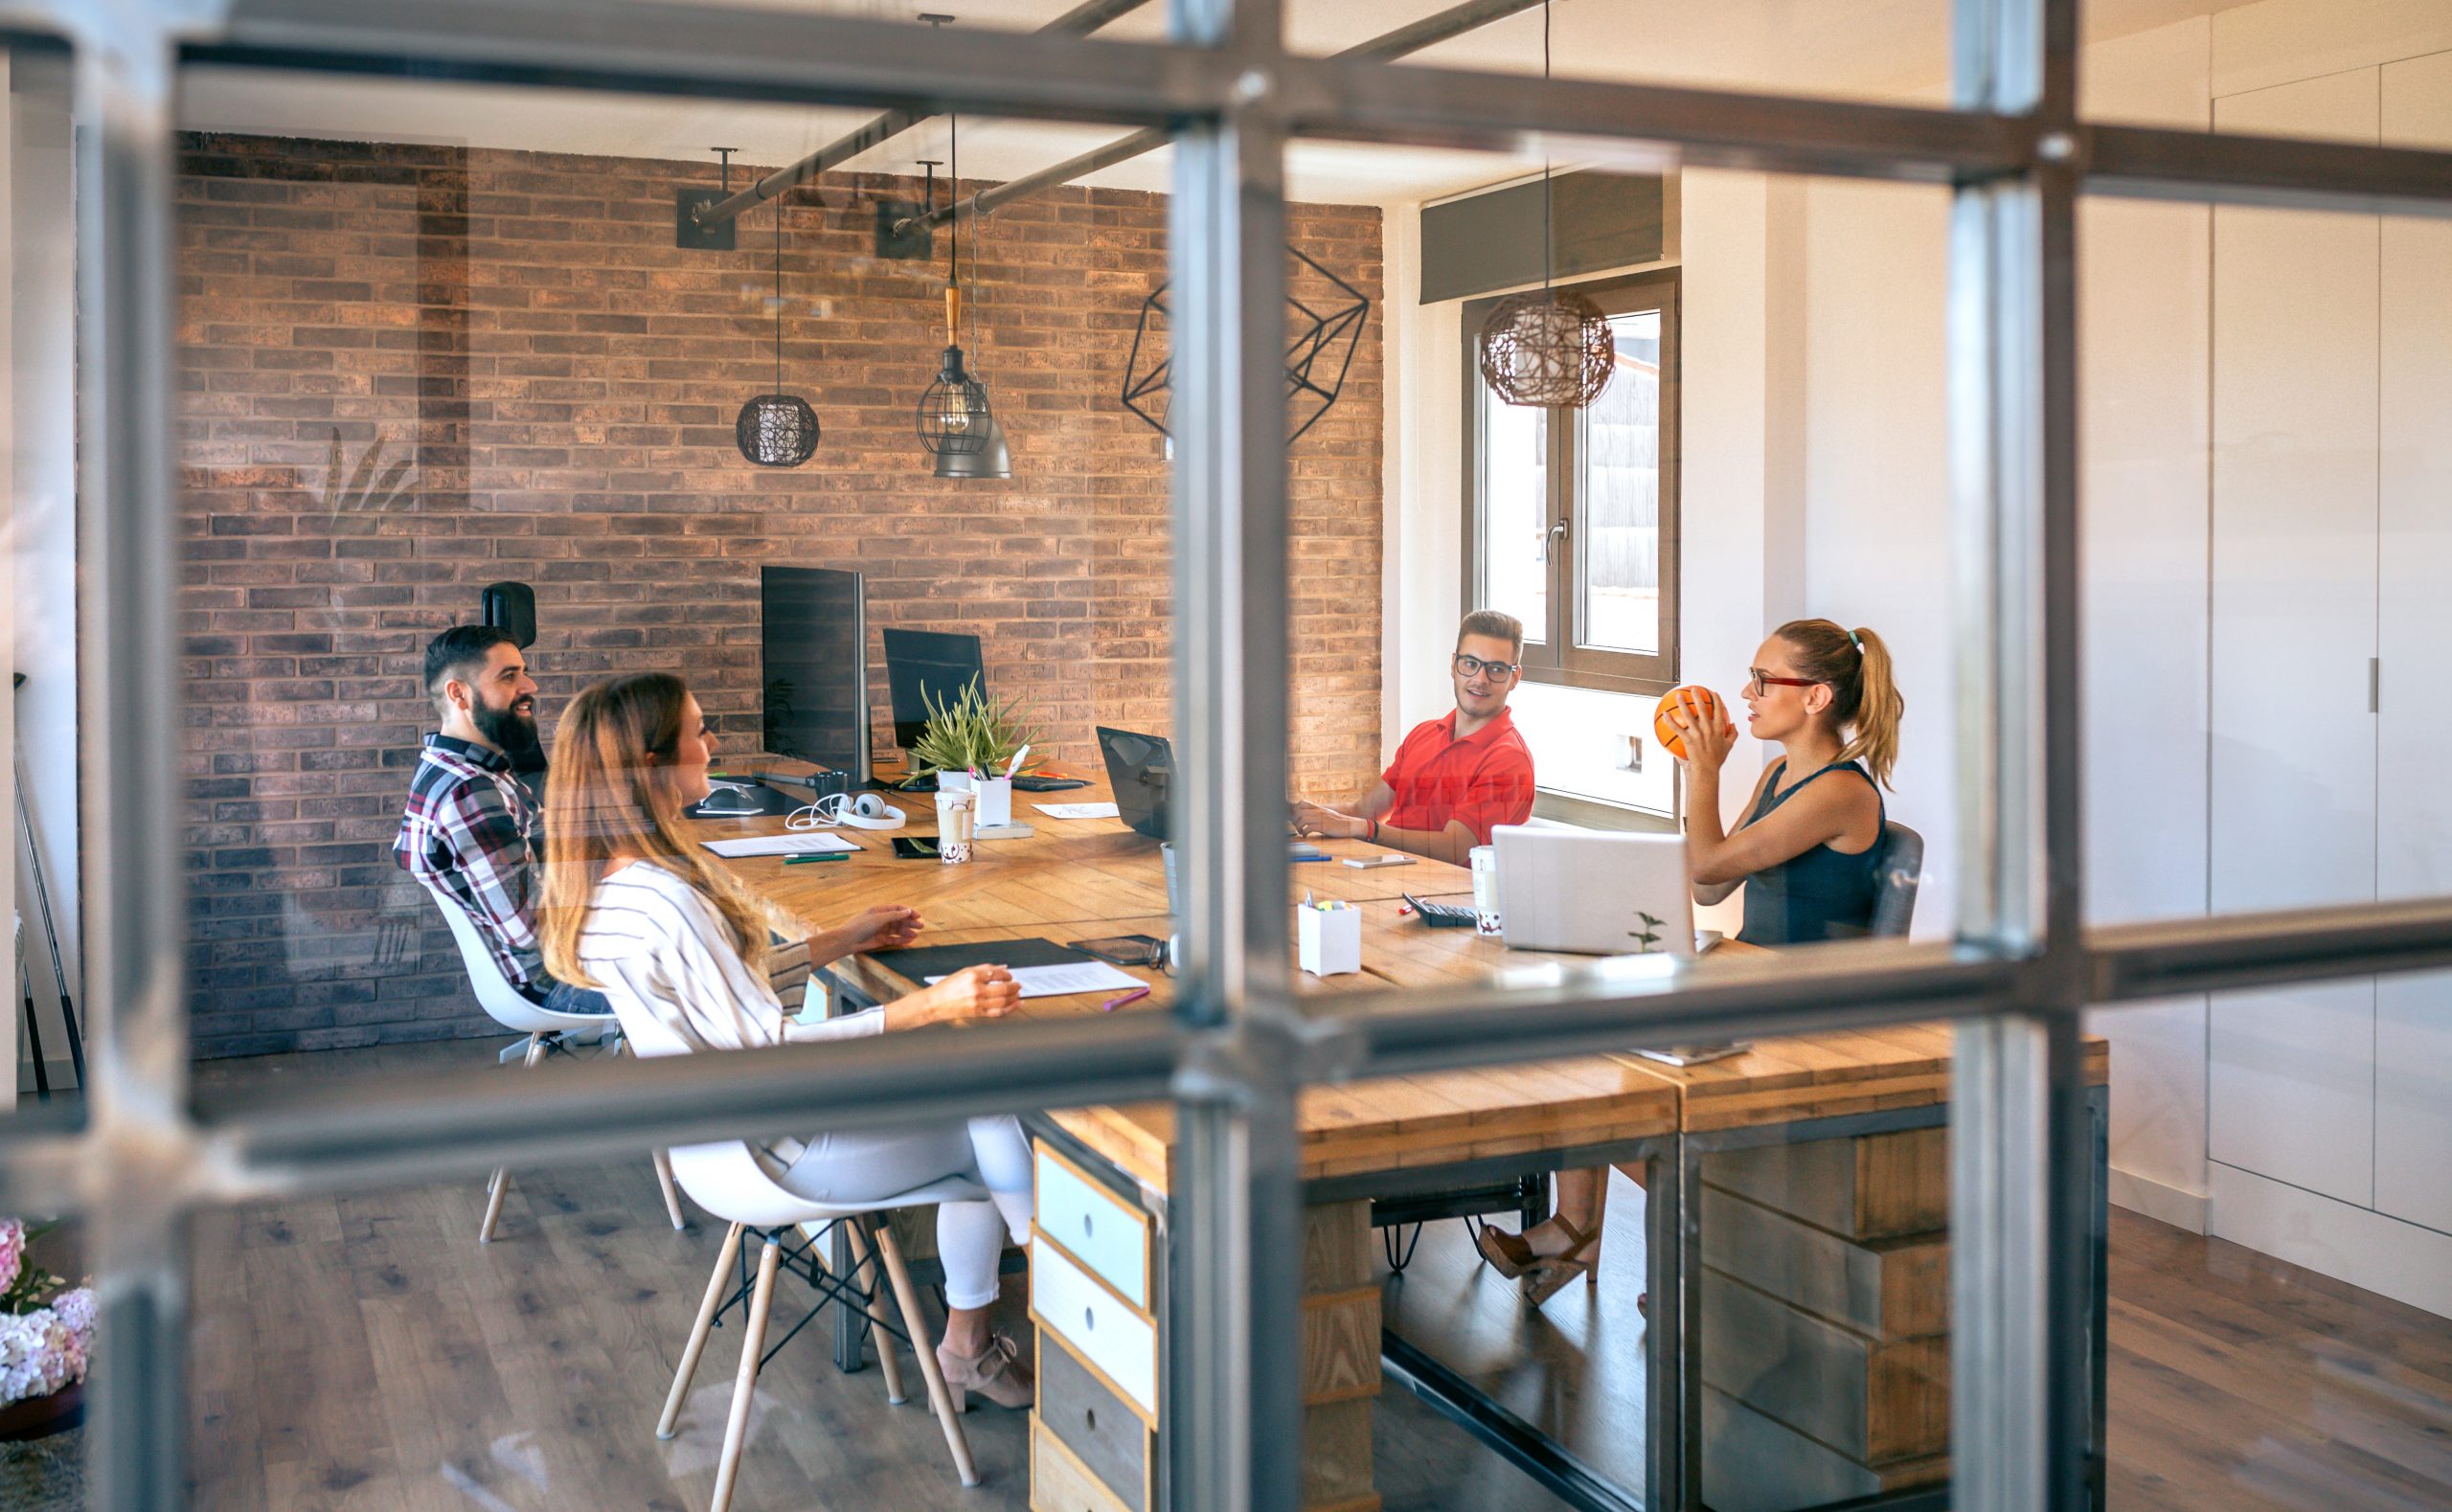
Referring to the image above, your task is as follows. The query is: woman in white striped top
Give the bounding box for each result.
[538,672,1035,1409]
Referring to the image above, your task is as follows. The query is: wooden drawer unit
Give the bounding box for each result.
[1032,1230,1159,1417]
[1699,1183,1949,1339]
[1037,1334,1152,1512]
[1700,1268,1948,1465]
[1701,1387,1946,1512]
[1705,1126,1948,1241]
[1036,1143,1153,1310]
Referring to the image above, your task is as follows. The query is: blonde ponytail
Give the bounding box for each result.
[1769,619,1907,790]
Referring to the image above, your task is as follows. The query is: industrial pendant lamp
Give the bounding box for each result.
[737,196,820,465]
[935,124,1010,481]
[1474,0,1614,410]
[918,110,993,460]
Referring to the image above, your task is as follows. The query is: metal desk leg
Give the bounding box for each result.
[2089,1085,2110,1512]
[1646,1139,1687,1512]
[1678,1133,1706,1512]
[830,1218,865,1374]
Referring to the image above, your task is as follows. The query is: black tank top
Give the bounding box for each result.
[1737,759,1885,946]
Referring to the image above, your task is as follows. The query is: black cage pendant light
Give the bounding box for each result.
[918,111,993,459]
[737,201,820,465]
[1474,0,1614,410]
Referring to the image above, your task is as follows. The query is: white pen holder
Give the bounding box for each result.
[1298,904,1363,978]
[976,776,1013,829]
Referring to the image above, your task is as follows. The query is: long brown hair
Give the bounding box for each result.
[538,672,771,986]
[1772,619,1905,789]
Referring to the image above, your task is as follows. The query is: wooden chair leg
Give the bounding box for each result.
[872,1219,980,1488]
[477,1032,545,1244]
[841,1219,909,1406]
[652,1149,687,1230]
[709,1236,783,1512]
[657,1222,745,1440]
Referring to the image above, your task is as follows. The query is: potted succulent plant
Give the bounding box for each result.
[910,677,1042,829]
[0,1220,92,1440]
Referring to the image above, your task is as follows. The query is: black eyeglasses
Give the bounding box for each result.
[1454,653,1520,682]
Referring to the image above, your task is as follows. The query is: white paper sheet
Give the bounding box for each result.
[699,831,858,858]
[1033,801,1122,820]
[925,959,1146,999]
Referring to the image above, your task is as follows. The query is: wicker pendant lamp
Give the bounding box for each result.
[918,110,993,459]
[1474,0,1614,410]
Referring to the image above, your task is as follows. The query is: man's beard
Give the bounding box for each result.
[474,698,545,771]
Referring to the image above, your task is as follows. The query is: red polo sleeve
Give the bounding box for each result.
[1448,741,1536,846]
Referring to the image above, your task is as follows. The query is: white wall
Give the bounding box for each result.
[2077,16,2217,1233]
[7,48,79,1095]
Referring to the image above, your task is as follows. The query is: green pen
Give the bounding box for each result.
[783,852,850,866]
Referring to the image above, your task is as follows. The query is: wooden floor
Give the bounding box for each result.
[153,1045,2452,1509]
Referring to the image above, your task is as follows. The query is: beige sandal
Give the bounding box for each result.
[1475,1222,1538,1278]
[937,1329,1033,1411]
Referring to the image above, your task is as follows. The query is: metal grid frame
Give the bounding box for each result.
[2,0,2448,1505]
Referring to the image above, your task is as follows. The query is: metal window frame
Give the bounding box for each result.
[5,0,2450,1506]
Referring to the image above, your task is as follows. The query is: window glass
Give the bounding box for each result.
[1578,308,1665,658]
[1474,388,1550,644]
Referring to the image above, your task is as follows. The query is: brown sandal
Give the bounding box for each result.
[1474,1222,1538,1278]
[1517,1219,1601,1308]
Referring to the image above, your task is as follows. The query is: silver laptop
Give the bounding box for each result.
[1491,825,1707,959]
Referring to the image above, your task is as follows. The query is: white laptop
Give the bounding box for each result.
[1490,825,1712,959]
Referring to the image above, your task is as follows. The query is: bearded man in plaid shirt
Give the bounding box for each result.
[396,625,615,1015]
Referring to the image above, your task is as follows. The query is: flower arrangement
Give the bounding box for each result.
[0,1220,91,1407]
[908,676,1042,779]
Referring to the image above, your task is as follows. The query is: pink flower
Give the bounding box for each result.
[0,1220,24,1297]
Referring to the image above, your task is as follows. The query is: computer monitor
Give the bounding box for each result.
[882,628,988,754]
[761,566,870,784]
[1096,726,1173,841]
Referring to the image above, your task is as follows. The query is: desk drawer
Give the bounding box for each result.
[1032,1233,1157,1417]
[1037,1333,1150,1512]
[1035,1143,1151,1309]
[1033,1415,1133,1512]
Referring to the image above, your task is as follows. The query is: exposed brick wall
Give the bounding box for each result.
[177,133,1384,1058]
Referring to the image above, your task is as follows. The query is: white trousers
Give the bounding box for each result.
[779,1114,1033,1310]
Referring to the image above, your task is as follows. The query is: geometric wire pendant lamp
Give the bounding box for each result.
[1474,0,1614,410]
[737,194,821,465]
[917,109,994,459]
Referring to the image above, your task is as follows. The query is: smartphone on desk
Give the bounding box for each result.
[890,836,940,860]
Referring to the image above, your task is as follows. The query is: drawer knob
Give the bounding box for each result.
[1083,1305,1097,1333]
[1082,1212,1095,1240]
[1084,1406,1099,1433]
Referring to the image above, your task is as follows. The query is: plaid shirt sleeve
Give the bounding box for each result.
[398,768,545,988]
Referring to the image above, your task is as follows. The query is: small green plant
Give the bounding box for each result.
[909,675,1043,778]
[1629,911,1666,954]
[316,427,415,522]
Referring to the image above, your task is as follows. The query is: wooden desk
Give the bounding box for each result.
[701,777,2111,1512]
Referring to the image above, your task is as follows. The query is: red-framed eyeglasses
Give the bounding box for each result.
[1746,668,1822,697]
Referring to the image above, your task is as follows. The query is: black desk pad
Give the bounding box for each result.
[870,937,1091,981]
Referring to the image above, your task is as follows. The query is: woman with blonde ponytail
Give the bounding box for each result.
[539,672,1040,1409]
[1476,620,1907,1307]
[1673,619,1902,943]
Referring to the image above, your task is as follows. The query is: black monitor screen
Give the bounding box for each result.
[882,627,987,752]
[761,566,869,783]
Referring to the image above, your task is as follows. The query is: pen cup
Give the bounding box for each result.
[1468,845,1502,938]
[933,790,975,865]
[1298,903,1362,977]
[1161,841,1180,918]
[975,775,1013,829]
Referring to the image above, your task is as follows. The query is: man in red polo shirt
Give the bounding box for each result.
[1292,609,1536,866]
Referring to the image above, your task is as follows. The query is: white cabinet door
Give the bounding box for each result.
[2373,54,2452,1239]
[2208,70,2380,1204]
[2209,70,2380,916]
[2211,981,2377,1207]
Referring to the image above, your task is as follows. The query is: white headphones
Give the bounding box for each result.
[787,791,907,832]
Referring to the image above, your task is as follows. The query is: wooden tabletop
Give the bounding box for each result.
[697,759,2108,1192]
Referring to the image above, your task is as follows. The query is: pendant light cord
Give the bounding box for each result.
[773,196,783,393]
[1540,0,1553,293]
[948,112,962,347]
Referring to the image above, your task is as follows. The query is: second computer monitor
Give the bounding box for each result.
[882,627,988,753]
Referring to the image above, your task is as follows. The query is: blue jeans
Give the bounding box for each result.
[535,980,613,1016]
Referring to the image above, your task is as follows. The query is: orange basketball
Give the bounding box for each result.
[1653,686,1733,760]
